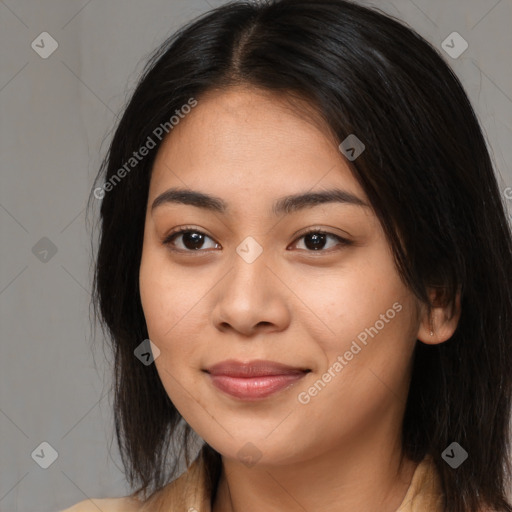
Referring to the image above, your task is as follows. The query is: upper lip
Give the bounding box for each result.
[205,359,311,377]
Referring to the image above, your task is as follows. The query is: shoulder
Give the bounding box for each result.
[60,496,142,512]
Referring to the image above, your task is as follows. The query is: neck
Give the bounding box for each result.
[212,424,418,512]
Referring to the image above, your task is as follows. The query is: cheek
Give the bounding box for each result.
[308,294,417,417]
[290,247,408,355]
[140,244,196,337]
[139,250,189,360]
[139,251,210,416]
[139,246,217,384]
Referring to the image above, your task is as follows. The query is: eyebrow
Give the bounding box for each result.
[151,187,370,216]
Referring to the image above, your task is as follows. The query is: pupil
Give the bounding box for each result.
[305,233,326,250]
[183,232,204,250]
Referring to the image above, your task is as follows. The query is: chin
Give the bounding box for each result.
[204,433,317,468]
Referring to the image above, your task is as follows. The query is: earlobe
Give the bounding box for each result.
[417,288,462,345]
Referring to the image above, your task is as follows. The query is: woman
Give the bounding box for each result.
[63,0,512,511]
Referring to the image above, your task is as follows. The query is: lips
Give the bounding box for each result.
[204,359,310,400]
[206,359,310,377]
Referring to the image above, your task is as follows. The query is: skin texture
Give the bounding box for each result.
[138,86,461,512]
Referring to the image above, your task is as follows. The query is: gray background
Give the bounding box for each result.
[1,0,511,511]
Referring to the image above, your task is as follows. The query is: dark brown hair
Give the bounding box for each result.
[88,1,512,511]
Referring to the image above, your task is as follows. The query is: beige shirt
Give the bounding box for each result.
[61,447,444,512]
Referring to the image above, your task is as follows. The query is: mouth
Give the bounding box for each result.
[203,359,311,401]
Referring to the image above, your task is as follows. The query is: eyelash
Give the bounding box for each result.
[161,226,352,254]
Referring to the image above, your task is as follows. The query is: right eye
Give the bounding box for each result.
[162,228,221,252]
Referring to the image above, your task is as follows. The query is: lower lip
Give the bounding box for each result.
[207,373,307,400]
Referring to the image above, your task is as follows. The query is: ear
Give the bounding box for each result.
[416,287,462,345]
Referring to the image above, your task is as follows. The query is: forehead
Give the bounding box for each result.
[149,86,365,207]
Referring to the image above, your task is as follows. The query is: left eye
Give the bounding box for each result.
[291,230,350,251]
[162,228,351,253]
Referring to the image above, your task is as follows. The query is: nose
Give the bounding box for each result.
[211,247,291,337]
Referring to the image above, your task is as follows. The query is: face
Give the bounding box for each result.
[139,86,423,466]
